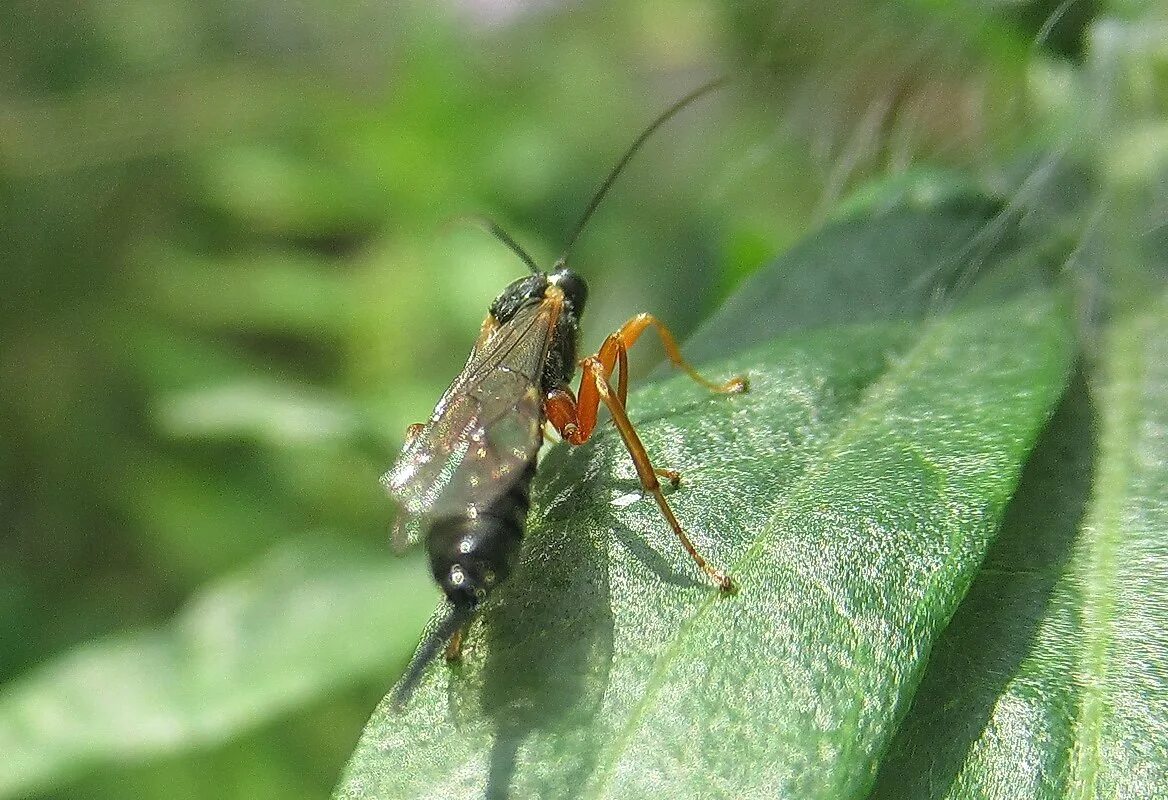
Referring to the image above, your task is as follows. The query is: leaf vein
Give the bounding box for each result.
[586,320,954,798]
[1068,317,1144,797]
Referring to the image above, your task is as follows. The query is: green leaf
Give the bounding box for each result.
[0,537,437,800]
[872,293,1168,798]
[334,290,1075,799]
[683,193,1049,364]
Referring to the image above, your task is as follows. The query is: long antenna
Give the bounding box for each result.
[455,215,541,274]
[554,75,728,269]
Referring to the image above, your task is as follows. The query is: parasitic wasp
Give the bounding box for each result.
[383,78,748,704]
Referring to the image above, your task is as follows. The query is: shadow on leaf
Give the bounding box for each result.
[870,367,1096,797]
[473,445,616,800]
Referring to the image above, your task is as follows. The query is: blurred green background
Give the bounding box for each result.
[1,0,1152,797]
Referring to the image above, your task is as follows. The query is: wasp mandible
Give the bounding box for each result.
[383,79,748,702]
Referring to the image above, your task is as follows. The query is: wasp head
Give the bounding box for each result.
[549,268,588,317]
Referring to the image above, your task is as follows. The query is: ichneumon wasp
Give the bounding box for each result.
[383,78,748,704]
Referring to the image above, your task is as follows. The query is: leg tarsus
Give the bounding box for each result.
[723,374,750,394]
[654,467,681,487]
[583,358,735,592]
[444,626,464,662]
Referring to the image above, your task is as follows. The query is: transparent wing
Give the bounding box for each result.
[382,297,557,546]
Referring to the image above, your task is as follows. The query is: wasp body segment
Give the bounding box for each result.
[417,270,587,620]
[426,460,535,611]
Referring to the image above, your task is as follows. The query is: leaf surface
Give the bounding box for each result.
[682,191,1047,364]
[335,290,1074,799]
[872,293,1168,799]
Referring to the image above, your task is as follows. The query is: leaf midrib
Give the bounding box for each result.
[1069,316,1145,798]
[585,319,954,799]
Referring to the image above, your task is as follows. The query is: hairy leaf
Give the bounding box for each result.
[872,293,1168,799]
[335,291,1074,799]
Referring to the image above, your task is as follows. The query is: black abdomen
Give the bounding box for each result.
[427,462,535,610]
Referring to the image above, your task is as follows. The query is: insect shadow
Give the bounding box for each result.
[474,443,618,799]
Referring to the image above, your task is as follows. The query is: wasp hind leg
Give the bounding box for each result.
[604,326,682,488]
[601,313,748,403]
[541,312,745,591]
[545,363,736,594]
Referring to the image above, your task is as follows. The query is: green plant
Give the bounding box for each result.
[2,3,1163,799]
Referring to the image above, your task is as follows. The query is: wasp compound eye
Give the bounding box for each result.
[551,269,588,314]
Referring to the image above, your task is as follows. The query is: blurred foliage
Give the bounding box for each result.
[0,0,1164,798]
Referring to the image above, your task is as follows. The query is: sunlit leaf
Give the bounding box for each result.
[872,293,1168,798]
[684,193,1050,364]
[335,289,1074,798]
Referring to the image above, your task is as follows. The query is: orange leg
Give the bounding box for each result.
[598,313,748,400]
[615,338,630,406]
[656,467,681,487]
[547,313,747,445]
[543,313,746,589]
[548,362,733,593]
[444,626,465,662]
